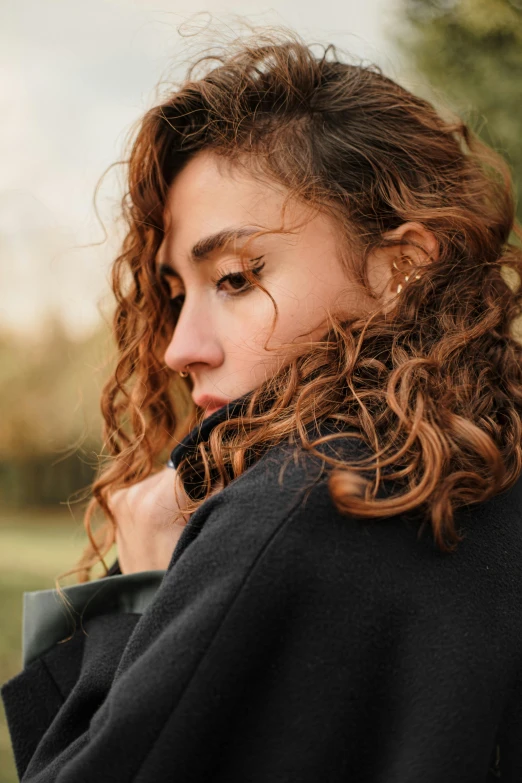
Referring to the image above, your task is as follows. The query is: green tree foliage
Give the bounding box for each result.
[0,317,113,459]
[397,0,522,221]
[0,318,115,507]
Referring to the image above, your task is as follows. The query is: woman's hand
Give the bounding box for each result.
[107,467,192,575]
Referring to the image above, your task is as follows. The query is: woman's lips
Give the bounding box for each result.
[193,394,228,414]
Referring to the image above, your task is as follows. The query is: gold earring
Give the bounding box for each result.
[179,365,190,378]
[392,255,421,294]
[402,255,421,281]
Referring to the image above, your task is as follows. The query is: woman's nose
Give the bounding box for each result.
[163,297,224,374]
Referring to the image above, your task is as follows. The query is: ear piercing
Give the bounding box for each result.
[179,365,190,378]
[392,255,421,294]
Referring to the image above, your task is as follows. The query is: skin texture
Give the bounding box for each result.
[159,152,364,416]
[158,151,437,418]
[112,150,438,573]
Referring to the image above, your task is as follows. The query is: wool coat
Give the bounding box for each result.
[2,395,522,782]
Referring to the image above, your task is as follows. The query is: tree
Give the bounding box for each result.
[396,0,522,222]
[0,319,115,507]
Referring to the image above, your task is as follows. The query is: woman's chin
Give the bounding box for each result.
[203,406,222,419]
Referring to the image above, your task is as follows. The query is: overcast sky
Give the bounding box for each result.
[0,0,410,340]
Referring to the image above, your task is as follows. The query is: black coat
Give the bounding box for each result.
[2,399,522,782]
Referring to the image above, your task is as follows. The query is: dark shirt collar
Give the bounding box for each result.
[168,388,358,473]
[167,390,366,503]
[168,392,253,470]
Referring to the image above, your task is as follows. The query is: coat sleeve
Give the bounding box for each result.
[0,490,327,783]
[1,569,165,781]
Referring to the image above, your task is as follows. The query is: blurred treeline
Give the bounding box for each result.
[400,0,522,224]
[0,316,114,511]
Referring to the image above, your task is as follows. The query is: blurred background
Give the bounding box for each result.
[1,0,520,778]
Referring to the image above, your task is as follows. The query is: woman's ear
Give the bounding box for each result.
[366,221,439,306]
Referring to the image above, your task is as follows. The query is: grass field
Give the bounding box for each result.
[0,509,109,783]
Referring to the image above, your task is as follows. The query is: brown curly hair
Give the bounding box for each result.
[68,27,522,583]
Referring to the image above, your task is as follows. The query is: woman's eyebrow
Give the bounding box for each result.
[157,225,263,278]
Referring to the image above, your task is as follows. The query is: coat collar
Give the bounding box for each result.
[167,390,361,502]
[168,389,355,473]
[168,392,253,470]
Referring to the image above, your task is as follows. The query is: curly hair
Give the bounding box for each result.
[67,27,522,583]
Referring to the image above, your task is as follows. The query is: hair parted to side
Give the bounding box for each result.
[66,25,522,583]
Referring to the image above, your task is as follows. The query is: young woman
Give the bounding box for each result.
[3,29,522,782]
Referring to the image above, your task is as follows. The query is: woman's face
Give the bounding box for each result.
[157,150,366,418]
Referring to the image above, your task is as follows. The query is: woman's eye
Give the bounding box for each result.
[221,271,251,291]
[166,258,265,312]
[215,259,265,295]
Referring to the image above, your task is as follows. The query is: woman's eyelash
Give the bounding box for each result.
[168,256,265,310]
[213,257,265,292]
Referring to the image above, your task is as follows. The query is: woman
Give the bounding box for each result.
[3,29,522,782]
